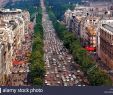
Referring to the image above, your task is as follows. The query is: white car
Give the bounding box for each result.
[69,74,71,77]
[46,72,49,74]
[56,74,60,78]
[53,58,56,61]
[77,70,80,73]
[72,75,76,79]
[47,65,50,68]
[45,80,48,84]
[71,78,74,81]
[46,83,51,86]
[57,81,60,84]
[67,79,69,82]
[68,60,71,63]
[45,74,47,77]
[58,65,61,68]
[63,79,66,82]
[64,83,68,86]
[68,57,71,60]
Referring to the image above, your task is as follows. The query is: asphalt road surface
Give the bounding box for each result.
[41,0,89,86]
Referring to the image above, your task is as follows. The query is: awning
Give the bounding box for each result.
[85,46,96,51]
[13,60,24,65]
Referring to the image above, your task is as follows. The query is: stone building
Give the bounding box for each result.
[97,21,113,68]
[0,8,30,85]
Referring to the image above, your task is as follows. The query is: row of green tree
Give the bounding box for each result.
[45,0,78,20]
[46,7,113,86]
[28,7,45,86]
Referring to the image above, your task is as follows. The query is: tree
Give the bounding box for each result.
[88,68,112,86]
[33,78,43,86]
[28,6,45,86]
[47,6,113,86]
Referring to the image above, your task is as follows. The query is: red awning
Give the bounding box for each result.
[85,46,95,51]
[13,60,24,65]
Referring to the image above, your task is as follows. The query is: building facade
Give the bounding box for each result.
[0,8,30,85]
[98,23,113,68]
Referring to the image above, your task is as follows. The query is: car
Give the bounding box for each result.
[60,52,62,55]
[77,70,80,73]
[51,71,54,74]
[58,65,61,68]
[67,79,69,82]
[72,75,76,79]
[26,69,30,72]
[62,52,65,55]
[23,79,27,83]
[57,81,60,84]
[71,78,74,81]
[19,70,24,73]
[68,60,71,63]
[66,76,69,79]
[77,85,81,86]
[64,83,68,86]
[72,61,74,64]
[46,83,51,86]
[56,52,59,54]
[45,80,48,84]
[75,80,79,84]
[45,74,47,77]
[47,65,50,68]
[46,72,50,74]
[69,74,71,77]
[56,74,60,78]
[53,58,56,61]
[63,67,66,70]
[68,57,71,60]
[62,77,66,82]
